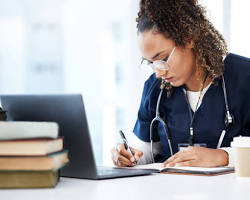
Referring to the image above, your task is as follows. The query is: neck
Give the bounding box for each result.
[185,70,212,92]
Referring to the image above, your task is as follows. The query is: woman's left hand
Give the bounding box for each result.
[163,146,229,167]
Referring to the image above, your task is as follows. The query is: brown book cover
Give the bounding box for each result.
[0,150,69,171]
[0,170,59,188]
[0,137,64,156]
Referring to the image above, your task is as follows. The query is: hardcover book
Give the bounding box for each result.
[0,170,59,188]
[0,137,64,156]
[0,150,69,170]
[0,121,58,140]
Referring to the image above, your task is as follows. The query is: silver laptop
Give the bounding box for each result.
[1,94,155,179]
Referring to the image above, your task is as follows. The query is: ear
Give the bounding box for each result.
[185,39,195,49]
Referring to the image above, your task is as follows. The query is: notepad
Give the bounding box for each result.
[125,163,234,176]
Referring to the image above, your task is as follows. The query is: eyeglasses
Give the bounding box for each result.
[139,46,176,72]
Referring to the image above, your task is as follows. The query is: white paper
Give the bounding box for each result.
[128,163,233,172]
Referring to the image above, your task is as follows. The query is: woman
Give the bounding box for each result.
[111,0,250,167]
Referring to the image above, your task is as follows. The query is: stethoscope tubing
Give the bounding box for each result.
[150,75,233,163]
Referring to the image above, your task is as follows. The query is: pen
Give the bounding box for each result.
[119,130,137,165]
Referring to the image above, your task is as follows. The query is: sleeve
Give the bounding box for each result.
[133,74,160,142]
[129,131,162,165]
[230,54,250,136]
[240,69,250,136]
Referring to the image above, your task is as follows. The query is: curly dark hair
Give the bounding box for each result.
[136,0,228,95]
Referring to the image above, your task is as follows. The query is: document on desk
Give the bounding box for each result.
[124,163,234,176]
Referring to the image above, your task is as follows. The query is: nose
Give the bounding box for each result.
[154,69,168,79]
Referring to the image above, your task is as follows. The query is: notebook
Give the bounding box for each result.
[125,163,235,176]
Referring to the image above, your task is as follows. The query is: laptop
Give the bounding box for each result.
[0,94,154,179]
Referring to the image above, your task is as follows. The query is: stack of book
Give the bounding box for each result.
[0,121,69,189]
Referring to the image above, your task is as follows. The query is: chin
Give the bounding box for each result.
[162,75,183,87]
[169,80,183,87]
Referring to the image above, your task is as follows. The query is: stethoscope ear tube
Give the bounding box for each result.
[150,119,156,163]
[150,116,174,163]
[216,75,234,148]
[158,117,173,156]
[150,87,174,163]
[217,130,226,148]
[222,75,234,127]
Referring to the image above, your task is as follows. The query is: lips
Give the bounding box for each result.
[163,77,173,83]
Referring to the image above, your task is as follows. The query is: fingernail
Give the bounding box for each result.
[132,161,137,165]
[167,163,174,167]
[131,157,135,162]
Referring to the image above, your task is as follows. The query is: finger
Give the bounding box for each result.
[115,149,134,166]
[111,147,119,163]
[165,146,199,167]
[112,158,129,167]
[118,153,135,166]
[119,146,137,163]
[167,157,193,167]
[117,159,134,167]
[164,151,193,167]
[112,157,130,167]
[115,143,125,153]
[111,147,133,167]
[165,146,195,164]
[164,151,184,165]
[120,148,135,162]
[170,153,195,165]
[174,160,197,167]
[130,147,143,161]
[112,154,133,167]
[111,148,119,166]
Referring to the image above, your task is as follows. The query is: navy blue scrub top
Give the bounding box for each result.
[133,53,250,162]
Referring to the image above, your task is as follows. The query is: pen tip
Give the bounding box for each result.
[119,130,125,138]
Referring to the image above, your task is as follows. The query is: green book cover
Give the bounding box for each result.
[0,170,59,189]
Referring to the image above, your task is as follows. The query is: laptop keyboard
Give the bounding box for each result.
[97,168,124,176]
[97,166,132,175]
[96,166,154,179]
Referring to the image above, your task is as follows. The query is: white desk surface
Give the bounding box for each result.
[1,173,250,200]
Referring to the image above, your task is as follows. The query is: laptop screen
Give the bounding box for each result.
[1,94,98,178]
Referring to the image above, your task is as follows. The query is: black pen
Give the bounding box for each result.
[119,130,137,165]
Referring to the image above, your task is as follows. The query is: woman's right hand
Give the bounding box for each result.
[111,143,143,167]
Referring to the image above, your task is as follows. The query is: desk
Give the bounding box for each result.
[1,173,250,200]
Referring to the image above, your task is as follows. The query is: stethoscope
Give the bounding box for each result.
[149,75,234,163]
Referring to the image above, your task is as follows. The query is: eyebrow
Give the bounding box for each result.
[142,49,167,62]
[151,50,165,60]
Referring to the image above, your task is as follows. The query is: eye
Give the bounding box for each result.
[141,58,153,65]
[162,56,169,62]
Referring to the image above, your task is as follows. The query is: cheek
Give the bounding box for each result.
[169,53,195,86]
[172,52,195,79]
